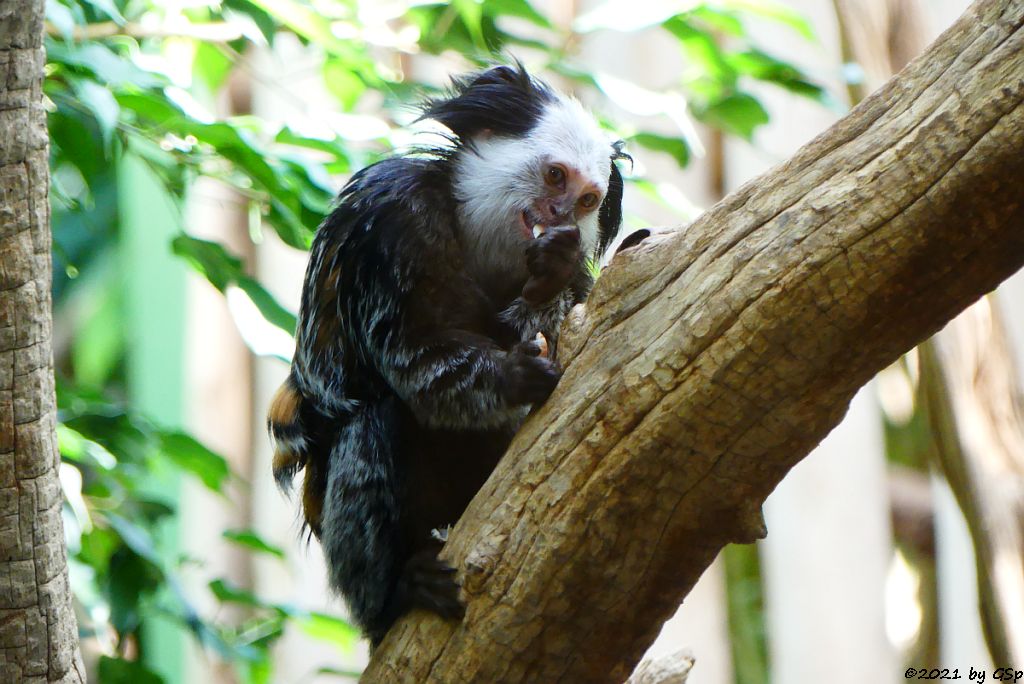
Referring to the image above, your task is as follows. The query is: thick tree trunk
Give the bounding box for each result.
[364,0,1024,680]
[0,2,85,682]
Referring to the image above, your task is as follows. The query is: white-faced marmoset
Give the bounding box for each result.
[267,63,627,645]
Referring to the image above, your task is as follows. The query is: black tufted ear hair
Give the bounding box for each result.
[596,145,629,257]
[466,64,520,88]
[419,61,555,141]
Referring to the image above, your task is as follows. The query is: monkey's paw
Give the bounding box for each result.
[402,548,465,621]
[504,349,561,406]
[523,225,581,304]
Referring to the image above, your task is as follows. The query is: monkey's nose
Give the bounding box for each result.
[540,198,573,224]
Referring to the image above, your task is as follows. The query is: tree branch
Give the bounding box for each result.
[44,20,244,42]
[920,299,1024,665]
[365,0,1024,679]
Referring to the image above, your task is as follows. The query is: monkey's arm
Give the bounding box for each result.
[371,326,556,429]
[349,226,560,431]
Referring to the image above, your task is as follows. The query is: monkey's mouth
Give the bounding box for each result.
[519,210,547,240]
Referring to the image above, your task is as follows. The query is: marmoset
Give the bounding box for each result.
[267,63,627,645]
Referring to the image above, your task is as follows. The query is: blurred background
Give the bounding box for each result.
[45,0,1024,682]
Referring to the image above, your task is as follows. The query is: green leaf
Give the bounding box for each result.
[98,656,165,684]
[322,58,365,111]
[688,6,744,36]
[81,0,126,24]
[171,122,314,248]
[193,42,234,95]
[299,611,360,649]
[71,278,123,388]
[48,107,107,193]
[106,546,162,634]
[699,92,769,140]
[171,235,242,291]
[221,0,279,43]
[49,43,164,89]
[46,1,76,41]
[274,126,351,163]
[70,78,120,148]
[243,0,380,83]
[116,91,184,125]
[77,526,119,577]
[662,18,735,90]
[452,0,486,50]
[156,431,231,492]
[171,235,297,336]
[106,513,164,566]
[719,0,815,41]
[209,578,259,606]
[312,667,367,679]
[729,50,825,100]
[237,276,297,336]
[574,0,682,33]
[274,132,351,186]
[632,132,690,168]
[223,529,286,559]
[57,423,117,469]
[484,0,552,28]
[208,578,285,613]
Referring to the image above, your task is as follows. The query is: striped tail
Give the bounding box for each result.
[267,375,327,538]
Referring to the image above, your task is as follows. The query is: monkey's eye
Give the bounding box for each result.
[578,192,599,209]
[545,165,566,187]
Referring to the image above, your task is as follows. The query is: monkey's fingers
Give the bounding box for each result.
[523,225,581,304]
[504,353,560,405]
[522,274,568,304]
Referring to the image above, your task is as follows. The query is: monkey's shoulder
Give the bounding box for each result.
[336,157,453,229]
[312,157,462,271]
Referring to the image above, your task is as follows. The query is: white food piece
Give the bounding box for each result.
[533,224,545,238]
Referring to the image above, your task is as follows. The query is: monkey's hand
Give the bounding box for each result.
[503,340,561,405]
[522,225,581,305]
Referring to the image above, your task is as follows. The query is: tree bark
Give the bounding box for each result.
[365,0,1024,680]
[0,2,85,682]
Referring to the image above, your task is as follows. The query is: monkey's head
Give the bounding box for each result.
[422,64,625,282]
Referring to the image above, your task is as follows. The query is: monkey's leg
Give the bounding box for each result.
[320,404,462,645]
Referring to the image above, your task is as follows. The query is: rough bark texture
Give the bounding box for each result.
[0,2,85,682]
[920,301,1024,666]
[365,0,1024,680]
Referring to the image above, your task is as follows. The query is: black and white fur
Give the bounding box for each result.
[267,64,626,645]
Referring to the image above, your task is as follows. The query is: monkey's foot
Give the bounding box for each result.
[401,548,465,621]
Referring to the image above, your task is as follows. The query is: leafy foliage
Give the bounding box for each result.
[47,0,824,680]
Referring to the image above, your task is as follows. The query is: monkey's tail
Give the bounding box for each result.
[267,374,309,490]
[267,375,327,538]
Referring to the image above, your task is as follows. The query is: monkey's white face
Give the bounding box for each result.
[452,97,613,283]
